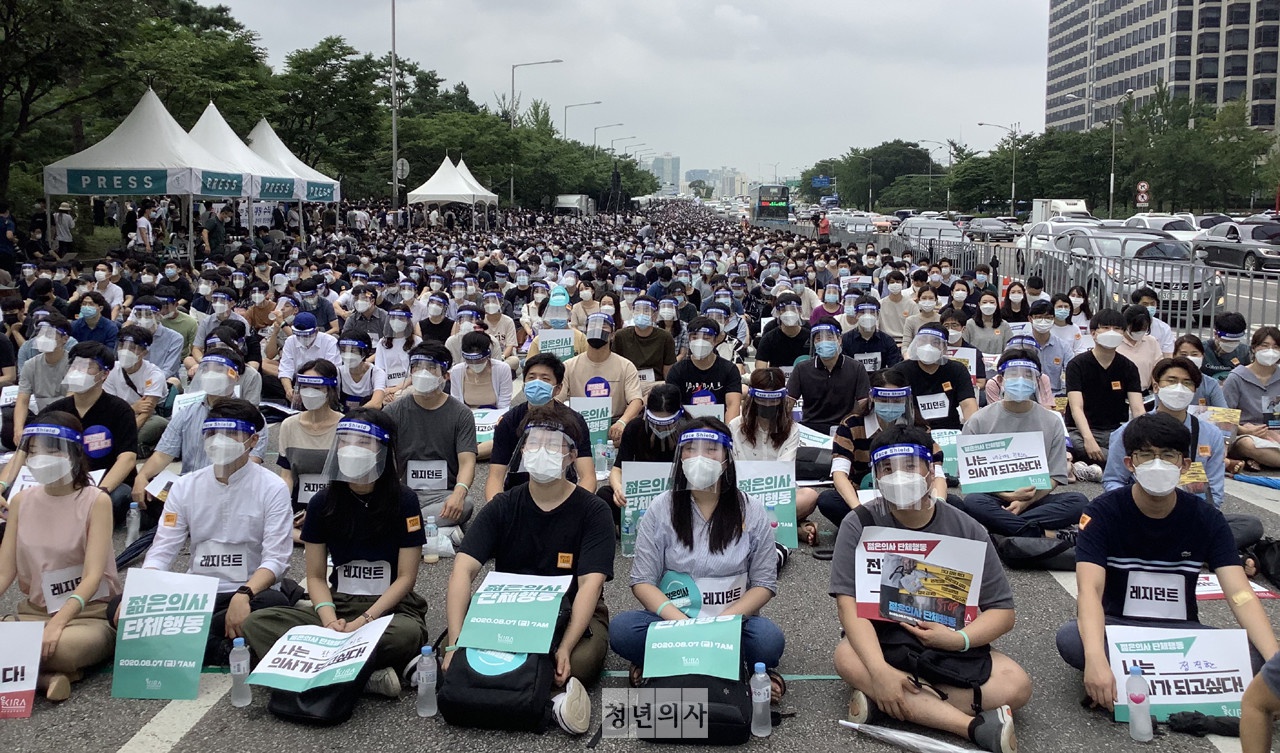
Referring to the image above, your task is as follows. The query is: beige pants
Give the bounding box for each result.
[4,600,115,675]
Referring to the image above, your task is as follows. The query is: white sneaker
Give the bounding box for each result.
[552,677,591,735]
[1072,461,1103,483]
[439,525,464,546]
[365,667,401,698]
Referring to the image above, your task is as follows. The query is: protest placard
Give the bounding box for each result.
[248,616,392,692]
[1106,626,1252,722]
[570,397,612,448]
[853,526,987,629]
[956,432,1052,493]
[0,623,42,718]
[621,462,673,557]
[736,460,798,549]
[472,408,508,444]
[644,615,742,681]
[931,429,961,478]
[112,569,218,699]
[1195,573,1277,601]
[537,330,576,360]
[456,572,572,655]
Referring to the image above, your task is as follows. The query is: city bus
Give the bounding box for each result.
[750,184,789,222]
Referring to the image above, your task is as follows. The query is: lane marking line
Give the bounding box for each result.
[115,674,231,753]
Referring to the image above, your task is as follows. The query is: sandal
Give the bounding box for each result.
[628,664,645,688]
[766,668,786,705]
[799,521,819,547]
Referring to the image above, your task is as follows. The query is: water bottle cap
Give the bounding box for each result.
[754,662,765,673]
[1129,665,1142,675]
[130,502,139,509]
[426,515,436,523]
[233,637,245,647]
[421,646,433,656]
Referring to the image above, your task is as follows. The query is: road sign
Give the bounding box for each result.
[811,175,831,188]
[1137,181,1149,192]
[396,158,410,180]
[1136,191,1150,206]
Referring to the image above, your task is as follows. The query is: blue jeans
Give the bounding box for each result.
[958,490,1089,538]
[608,609,785,669]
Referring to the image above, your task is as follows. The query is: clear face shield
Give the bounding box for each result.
[658,298,678,322]
[409,354,447,395]
[908,330,947,366]
[116,335,149,371]
[747,387,786,425]
[19,424,85,487]
[455,308,480,333]
[384,310,413,339]
[631,300,656,328]
[584,312,614,342]
[514,424,577,484]
[871,444,935,511]
[32,321,65,354]
[687,325,718,360]
[295,374,338,411]
[675,428,732,492]
[63,355,107,395]
[775,302,802,328]
[128,304,160,334]
[998,359,1041,403]
[645,407,685,442]
[191,355,240,398]
[811,323,841,361]
[870,386,915,426]
[322,419,390,484]
[201,417,257,469]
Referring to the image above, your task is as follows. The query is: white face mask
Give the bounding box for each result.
[878,470,930,509]
[389,318,409,334]
[1186,355,1204,369]
[204,434,248,466]
[858,314,878,331]
[467,361,487,374]
[198,283,212,296]
[979,303,997,316]
[915,344,942,364]
[1156,383,1194,412]
[600,305,616,317]
[1095,330,1125,349]
[341,352,364,370]
[918,300,936,313]
[211,301,229,316]
[94,270,108,282]
[1069,296,1085,308]
[354,299,372,314]
[689,339,714,359]
[579,289,593,301]
[34,335,57,354]
[1133,458,1182,497]
[888,283,903,295]
[427,303,445,318]
[27,454,73,486]
[458,321,475,334]
[300,387,328,411]
[681,456,722,490]
[198,372,233,397]
[1032,319,1054,333]
[947,330,963,344]
[484,302,502,315]
[1008,293,1024,304]
[337,445,379,480]
[413,371,443,395]
[251,293,266,305]
[63,369,97,394]
[117,349,140,370]
[779,311,801,327]
[525,447,566,484]
[1257,348,1280,368]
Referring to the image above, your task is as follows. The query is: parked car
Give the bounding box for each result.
[1031,227,1224,321]
[1192,220,1280,272]
[896,217,969,260]
[1123,214,1201,242]
[1194,213,1232,230]
[965,217,1018,242]
[1014,218,1103,273]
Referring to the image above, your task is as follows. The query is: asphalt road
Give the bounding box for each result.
[5,421,1280,753]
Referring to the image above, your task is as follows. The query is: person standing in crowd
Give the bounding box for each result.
[831,425,1029,753]
[0,413,120,701]
[242,409,428,699]
[52,202,75,257]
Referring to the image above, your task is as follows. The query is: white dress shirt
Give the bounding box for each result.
[279,331,341,382]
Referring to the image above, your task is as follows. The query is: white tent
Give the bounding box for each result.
[455,159,499,205]
[189,102,301,201]
[246,119,341,203]
[407,157,489,205]
[43,88,249,199]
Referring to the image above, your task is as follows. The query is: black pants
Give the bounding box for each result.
[596,484,622,527]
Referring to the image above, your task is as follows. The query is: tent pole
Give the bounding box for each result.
[187,196,195,264]
[44,195,51,255]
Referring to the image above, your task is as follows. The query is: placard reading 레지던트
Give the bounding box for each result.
[621,462,673,557]
[853,526,987,629]
[248,616,392,692]
[456,572,572,654]
[643,615,742,681]
[112,569,218,700]
[736,460,798,549]
[1107,626,1253,722]
[0,622,42,718]
[956,432,1052,493]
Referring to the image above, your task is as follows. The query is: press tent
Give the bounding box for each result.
[189,102,301,201]
[455,159,499,205]
[246,119,341,204]
[407,157,486,205]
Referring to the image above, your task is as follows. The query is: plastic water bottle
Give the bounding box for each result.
[764,500,779,533]
[1126,665,1153,742]
[229,637,252,708]
[416,646,437,717]
[605,440,617,470]
[749,662,771,737]
[594,439,608,474]
[424,515,439,564]
[125,502,141,546]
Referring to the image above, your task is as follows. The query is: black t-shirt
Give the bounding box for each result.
[490,402,591,489]
[666,356,742,407]
[459,484,615,600]
[302,486,426,592]
[1075,486,1237,623]
[755,325,811,370]
[1064,350,1141,432]
[889,360,975,432]
[419,316,454,345]
[0,333,16,371]
[45,392,139,483]
[615,417,677,467]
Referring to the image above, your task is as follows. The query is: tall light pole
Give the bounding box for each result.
[592,123,623,156]
[853,155,873,211]
[610,135,637,154]
[623,143,647,157]
[508,58,562,207]
[767,161,781,183]
[920,139,952,213]
[1066,89,1133,218]
[978,122,1018,217]
[390,0,399,211]
[562,100,601,140]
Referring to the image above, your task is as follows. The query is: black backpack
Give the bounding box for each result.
[639,666,755,746]
[436,644,557,732]
[992,534,1077,571]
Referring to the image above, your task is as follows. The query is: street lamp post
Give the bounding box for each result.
[767,161,781,183]
[509,58,562,207]
[623,143,646,157]
[592,123,623,157]
[562,100,601,140]
[920,139,952,213]
[853,155,873,211]
[610,136,637,154]
[390,0,399,211]
[978,122,1018,217]
[1066,89,1133,218]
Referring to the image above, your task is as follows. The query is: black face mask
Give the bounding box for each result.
[756,403,780,422]
[587,337,610,350]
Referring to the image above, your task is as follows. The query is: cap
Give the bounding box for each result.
[293,312,318,331]
[548,286,571,307]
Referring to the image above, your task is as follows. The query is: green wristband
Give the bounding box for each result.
[958,629,970,652]
[67,594,86,610]
[654,599,673,616]
[313,601,336,612]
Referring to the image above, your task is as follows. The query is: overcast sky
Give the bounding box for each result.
[221,0,1050,181]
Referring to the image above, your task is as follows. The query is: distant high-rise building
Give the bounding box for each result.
[1046,0,1280,131]
[649,153,681,195]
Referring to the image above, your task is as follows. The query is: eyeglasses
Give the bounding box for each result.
[1131,449,1184,465]
[1157,376,1196,390]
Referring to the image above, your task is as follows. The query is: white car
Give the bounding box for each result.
[1123,214,1202,242]
[1015,219,1104,273]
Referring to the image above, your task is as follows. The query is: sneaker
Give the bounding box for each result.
[969,704,1017,753]
[847,689,872,724]
[1072,461,1103,483]
[1055,526,1079,548]
[552,677,591,735]
[402,655,421,688]
[775,542,790,574]
[439,525,464,546]
[365,667,402,698]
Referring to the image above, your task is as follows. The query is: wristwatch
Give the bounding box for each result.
[234,585,255,599]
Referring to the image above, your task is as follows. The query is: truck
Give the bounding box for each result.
[1030,198,1092,224]
[554,194,596,216]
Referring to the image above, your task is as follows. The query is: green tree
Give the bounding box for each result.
[687,179,712,199]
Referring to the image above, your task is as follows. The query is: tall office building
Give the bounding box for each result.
[1046,0,1280,131]
[648,154,681,194]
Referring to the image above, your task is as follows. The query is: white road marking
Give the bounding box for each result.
[1226,478,1280,517]
[115,674,231,753]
